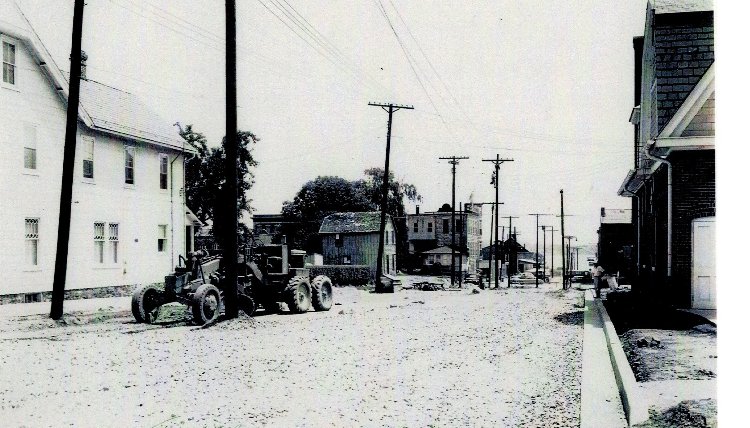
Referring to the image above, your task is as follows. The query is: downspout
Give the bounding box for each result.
[170,153,182,268]
[643,140,672,277]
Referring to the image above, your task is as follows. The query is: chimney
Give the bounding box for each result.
[80,50,88,80]
[415,205,420,215]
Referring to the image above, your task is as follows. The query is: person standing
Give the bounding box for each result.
[592,263,604,297]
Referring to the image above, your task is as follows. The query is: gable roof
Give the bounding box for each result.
[319,212,389,234]
[1,1,194,154]
[422,246,468,255]
[653,0,713,14]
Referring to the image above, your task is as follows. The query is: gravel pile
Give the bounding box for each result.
[0,284,583,427]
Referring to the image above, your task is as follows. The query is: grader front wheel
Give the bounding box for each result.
[192,284,222,325]
[131,284,163,324]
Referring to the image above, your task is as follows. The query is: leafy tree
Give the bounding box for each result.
[281,176,374,252]
[178,123,259,245]
[282,169,421,263]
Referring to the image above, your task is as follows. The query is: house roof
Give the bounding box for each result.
[653,0,713,14]
[319,212,389,234]
[422,246,469,255]
[1,2,194,154]
[77,77,188,151]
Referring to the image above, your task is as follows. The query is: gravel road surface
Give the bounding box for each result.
[0,284,583,427]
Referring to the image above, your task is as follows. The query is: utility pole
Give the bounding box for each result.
[576,247,580,270]
[222,0,240,318]
[474,202,504,287]
[564,235,577,287]
[560,190,566,289]
[50,0,85,320]
[540,225,549,281]
[501,216,518,281]
[369,102,413,292]
[483,156,513,289]
[439,156,469,287]
[547,225,555,278]
[528,214,552,287]
[458,203,463,287]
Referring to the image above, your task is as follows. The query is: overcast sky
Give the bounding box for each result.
[19,0,651,251]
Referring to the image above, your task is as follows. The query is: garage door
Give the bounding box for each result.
[691,217,716,309]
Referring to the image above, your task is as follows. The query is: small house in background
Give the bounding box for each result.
[252,213,298,245]
[597,208,634,282]
[421,246,469,275]
[319,212,396,274]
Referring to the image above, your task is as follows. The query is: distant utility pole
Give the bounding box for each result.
[439,155,469,287]
[474,201,504,287]
[501,216,518,283]
[528,214,552,288]
[223,0,239,318]
[559,190,566,289]
[576,247,580,270]
[458,203,463,287]
[483,156,513,289]
[564,235,577,286]
[50,0,85,320]
[369,102,413,293]
[546,225,555,278]
[540,225,549,281]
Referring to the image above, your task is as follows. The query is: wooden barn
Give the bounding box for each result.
[319,212,397,274]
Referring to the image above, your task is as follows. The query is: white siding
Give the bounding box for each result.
[0,35,187,295]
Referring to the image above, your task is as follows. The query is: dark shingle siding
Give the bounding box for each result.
[319,212,388,234]
[653,11,714,132]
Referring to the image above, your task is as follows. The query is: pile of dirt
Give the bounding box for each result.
[633,399,717,428]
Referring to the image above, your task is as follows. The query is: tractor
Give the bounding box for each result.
[131,242,333,325]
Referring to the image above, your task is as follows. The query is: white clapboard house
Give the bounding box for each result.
[0,3,200,302]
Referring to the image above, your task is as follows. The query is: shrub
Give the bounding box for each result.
[310,265,374,286]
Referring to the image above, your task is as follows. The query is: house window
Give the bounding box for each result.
[3,40,16,85]
[82,136,94,179]
[25,218,39,266]
[109,223,119,263]
[124,146,135,184]
[443,219,449,233]
[427,222,433,233]
[456,219,463,231]
[413,222,418,233]
[335,233,343,248]
[157,224,167,252]
[159,154,168,190]
[23,124,37,170]
[342,255,351,265]
[94,222,105,263]
[385,230,389,245]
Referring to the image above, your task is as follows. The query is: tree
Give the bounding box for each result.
[281,176,374,252]
[178,123,259,245]
[281,169,421,262]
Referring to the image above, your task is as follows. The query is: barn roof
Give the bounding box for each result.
[319,212,390,234]
[653,0,713,14]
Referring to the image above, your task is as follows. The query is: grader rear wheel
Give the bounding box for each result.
[131,284,163,324]
[192,284,222,325]
[311,275,333,311]
[284,276,312,314]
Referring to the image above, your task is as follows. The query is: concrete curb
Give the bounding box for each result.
[592,291,649,426]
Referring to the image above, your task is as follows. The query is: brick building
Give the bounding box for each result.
[617,0,715,309]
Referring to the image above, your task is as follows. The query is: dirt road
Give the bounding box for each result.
[0,284,583,427]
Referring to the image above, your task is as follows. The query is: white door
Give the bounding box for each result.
[692,217,716,309]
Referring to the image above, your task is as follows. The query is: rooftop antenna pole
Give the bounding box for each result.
[51,0,85,320]
[369,102,413,292]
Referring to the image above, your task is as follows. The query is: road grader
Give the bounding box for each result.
[131,242,334,325]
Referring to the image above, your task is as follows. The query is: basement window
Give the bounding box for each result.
[158,224,167,252]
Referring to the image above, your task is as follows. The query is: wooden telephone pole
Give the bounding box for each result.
[439,156,469,287]
[482,156,513,289]
[528,214,551,287]
[50,0,85,319]
[369,102,413,292]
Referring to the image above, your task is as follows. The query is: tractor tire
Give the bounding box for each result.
[131,284,163,324]
[260,299,281,314]
[192,283,222,325]
[311,275,334,311]
[284,276,312,314]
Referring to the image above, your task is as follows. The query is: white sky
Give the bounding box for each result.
[18,0,650,250]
